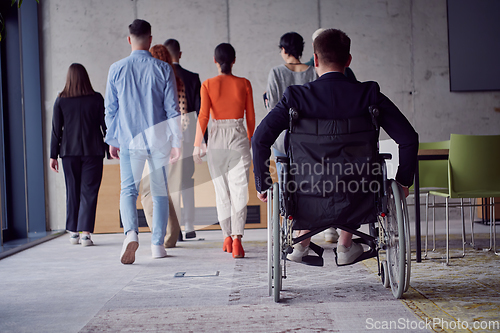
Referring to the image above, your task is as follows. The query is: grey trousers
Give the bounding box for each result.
[207,119,251,238]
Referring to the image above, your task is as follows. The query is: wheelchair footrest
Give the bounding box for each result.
[301,255,324,266]
[308,242,324,257]
[286,242,325,266]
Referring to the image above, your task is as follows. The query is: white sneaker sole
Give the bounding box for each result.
[81,240,93,247]
[121,241,139,264]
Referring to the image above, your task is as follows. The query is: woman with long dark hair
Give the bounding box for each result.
[193,43,255,258]
[50,63,106,246]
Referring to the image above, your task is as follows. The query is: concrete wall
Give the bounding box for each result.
[41,0,500,231]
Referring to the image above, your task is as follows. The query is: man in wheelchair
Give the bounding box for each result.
[252,29,418,266]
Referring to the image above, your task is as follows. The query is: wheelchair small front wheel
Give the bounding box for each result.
[380,260,390,288]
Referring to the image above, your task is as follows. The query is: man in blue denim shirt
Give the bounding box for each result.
[105,19,182,264]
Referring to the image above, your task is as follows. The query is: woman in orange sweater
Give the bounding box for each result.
[193,43,255,258]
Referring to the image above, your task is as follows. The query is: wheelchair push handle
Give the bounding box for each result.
[289,107,299,132]
[369,105,380,131]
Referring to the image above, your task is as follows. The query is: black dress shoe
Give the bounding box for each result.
[178,231,184,242]
[185,231,196,239]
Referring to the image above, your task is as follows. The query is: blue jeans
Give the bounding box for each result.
[119,147,170,245]
[274,148,287,184]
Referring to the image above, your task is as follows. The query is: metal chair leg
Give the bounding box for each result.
[432,195,436,251]
[424,193,429,258]
[461,198,466,257]
[488,197,493,251]
[446,197,450,265]
[493,197,498,256]
[470,198,475,248]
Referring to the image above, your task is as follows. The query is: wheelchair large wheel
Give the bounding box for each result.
[398,184,411,293]
[267,188,274,297]
[385,180,411,299]
[271,183,282,302]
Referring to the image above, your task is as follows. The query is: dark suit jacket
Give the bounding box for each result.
[50,93,107,158]
[174,63,200,114]
[252,72,419,192]
[173,63,207,144]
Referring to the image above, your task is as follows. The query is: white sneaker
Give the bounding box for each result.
[81,235,93,247]
[120,232,139,264]
[287,243,310,262]
[151,244,167,259]
[337,243,364,265]
[69,232,80,245]
[324,228,339,243]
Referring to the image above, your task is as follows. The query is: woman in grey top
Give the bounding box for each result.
[266,32,317,170]
[266,32,323,263]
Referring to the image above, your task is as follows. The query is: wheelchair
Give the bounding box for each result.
[267,107,411,302]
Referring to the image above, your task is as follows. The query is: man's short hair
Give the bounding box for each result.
[313,29,351,67]
[164,39,181,58]
[129,19,151,38]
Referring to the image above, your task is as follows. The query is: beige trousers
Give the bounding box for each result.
[207,119,251,238]
[140,157,181,248]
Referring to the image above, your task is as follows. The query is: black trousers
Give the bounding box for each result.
[62,156,103,233]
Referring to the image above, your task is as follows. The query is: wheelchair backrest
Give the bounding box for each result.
[288,113,381,196]
[284,108,383,229]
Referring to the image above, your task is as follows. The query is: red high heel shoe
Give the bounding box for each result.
[223,236,232,253]
[232,238,245,258]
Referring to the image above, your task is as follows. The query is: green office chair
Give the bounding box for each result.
[417,140,453,258]
[382,139,452,258]
[429,134,500,264]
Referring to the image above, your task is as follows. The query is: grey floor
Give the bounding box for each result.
[0,219,497,333]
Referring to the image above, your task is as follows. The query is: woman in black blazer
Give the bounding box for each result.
[50,63,107,246]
